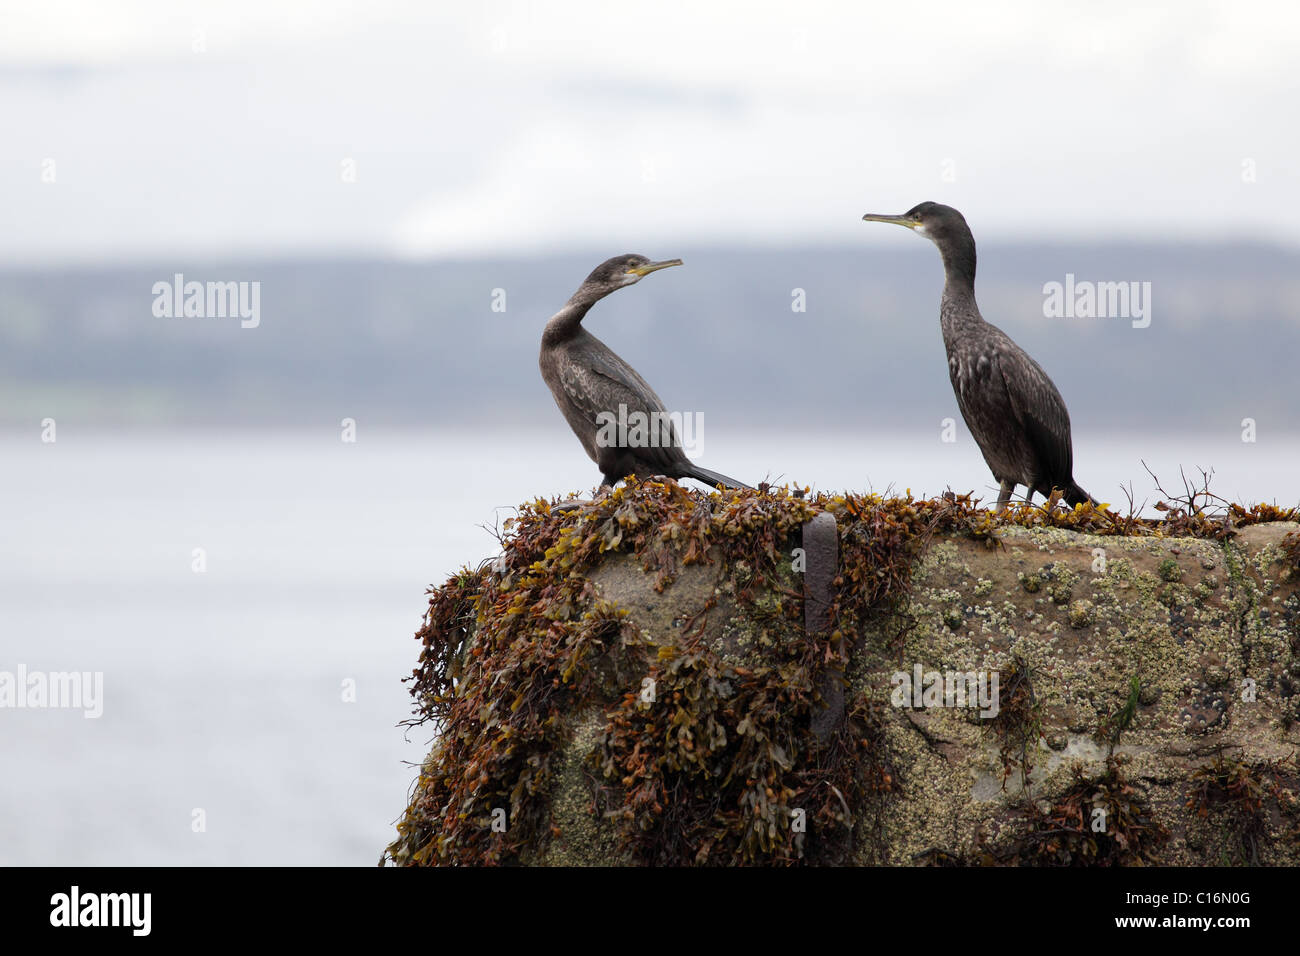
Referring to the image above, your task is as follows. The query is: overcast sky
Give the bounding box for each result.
[3,0,1298,263]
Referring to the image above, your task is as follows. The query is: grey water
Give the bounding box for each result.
[0,427,1295,865]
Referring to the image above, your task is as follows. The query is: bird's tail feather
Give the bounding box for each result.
[685,465,752,491]
[1064,481,1096,508]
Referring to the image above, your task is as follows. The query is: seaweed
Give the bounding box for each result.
[1186,751,1297,865]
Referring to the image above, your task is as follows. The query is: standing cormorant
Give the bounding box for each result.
[539,254,751,489]
[862,202,1094,509]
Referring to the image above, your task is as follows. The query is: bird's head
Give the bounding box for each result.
[581,254,683,295]
[862,201,970,246]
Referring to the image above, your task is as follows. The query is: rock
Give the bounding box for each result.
[384,486,1300,867]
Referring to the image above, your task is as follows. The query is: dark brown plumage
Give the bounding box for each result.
[539,254,750,490]
[862,202,1093,509]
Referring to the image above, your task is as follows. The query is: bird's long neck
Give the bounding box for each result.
[937,230,982,337]
[542,285,602,346]
[938,228,977,295]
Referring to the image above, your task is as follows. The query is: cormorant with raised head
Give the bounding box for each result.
[539,254,751,490]
[861,202,1094,510]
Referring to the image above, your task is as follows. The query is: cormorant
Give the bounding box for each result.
[539,254,751,490]
[861,202,1094,509]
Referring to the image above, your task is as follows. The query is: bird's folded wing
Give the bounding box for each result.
[996,348,1074,484]
[558,359,684,470]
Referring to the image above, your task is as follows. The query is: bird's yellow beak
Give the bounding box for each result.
[861,213,919,229]
[628,258,683,276]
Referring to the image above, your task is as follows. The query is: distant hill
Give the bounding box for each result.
[1,242,1297,432]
